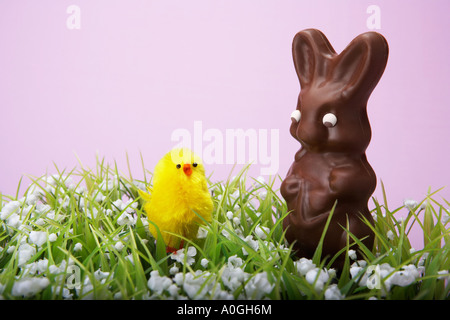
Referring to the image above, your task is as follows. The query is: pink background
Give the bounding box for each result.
[1,1,449,249]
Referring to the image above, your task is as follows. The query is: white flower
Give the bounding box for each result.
[17,243,36,267]
[295,258,316,276]
[125,254,134,265]
[324,284,344,300]
[11,277,50,298]
[117,212,137,226]
[196,227,208,239]
[0,201,21,220]
[36,259,49,273]
[114,241,124,252]
[305,268,330,292]
[227,255,244,268]
[35,218,45,226]
[148,270,173,295]
[221,265,249,291]
[77,276,94,299]
[94,269,110,282]
[242,235,259,255]
[387,264,420,288]
[404,199,418,211]
[226,211,234,220]
[169,265,179,275]
[99,179,116,191]
[74,243,83,252]
[212,289,234,300]
[25,194,39,206]
[348,249,357,260]
[221,229,231,240]
[256,176,266,185]
[171,246,197,266]
[112,199,126,211]
[174,270,212,299]
[442,211,450,225]
[254,225,269,240]
[48,233,57,242]
[244,272,274,299]
[6,213,22,228]
[29,231,47,247]
[387,230,395,241]
[201,258,209,268]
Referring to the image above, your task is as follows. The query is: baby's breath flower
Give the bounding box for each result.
[404,199,418,211]
[29,231,47,247]
[114,241,124,252]
[242,235,259,255]
[387,230,395,240]
[169,265,179,275]
[221,265,249,291]
[117,212,137,226]
[147,270,172,295]
[0,201,21,220]
[201,258,209,268]
[295,258,316,276]
[227,255,244,268]
[170,246,197,266]
[254,225,269,240]
[324,284,344,300]
[348,249,357,260]
[11,277,50,298]
[244,272,274,299]
[17,243,36,267]
[196,226,208,239]
[305,267,330,292]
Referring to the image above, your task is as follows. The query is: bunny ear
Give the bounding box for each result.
[292,29,336,88]
[333,32,389,101]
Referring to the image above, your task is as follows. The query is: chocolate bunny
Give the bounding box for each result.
[281,29,388,268]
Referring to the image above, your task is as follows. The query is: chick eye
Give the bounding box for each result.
[323,113,337,127]
[291,110,301,123]
[193,162,198,167]
[176,164,181,169]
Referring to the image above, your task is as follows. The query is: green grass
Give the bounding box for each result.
[0,158,449,300]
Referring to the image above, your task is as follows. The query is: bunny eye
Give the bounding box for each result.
[323,113,337,127]
[291,110,301,123]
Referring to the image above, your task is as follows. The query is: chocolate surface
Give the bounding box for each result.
[281,29,389,268]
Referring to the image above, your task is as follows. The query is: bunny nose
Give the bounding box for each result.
[183,164,192,176]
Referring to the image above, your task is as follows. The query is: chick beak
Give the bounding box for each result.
[183,163,192,176]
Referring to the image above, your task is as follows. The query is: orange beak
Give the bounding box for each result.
[183,163,192,176]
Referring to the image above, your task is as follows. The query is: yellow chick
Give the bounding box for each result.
[139,148,213,252]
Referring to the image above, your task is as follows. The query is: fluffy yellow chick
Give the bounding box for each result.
[139,148,213,252]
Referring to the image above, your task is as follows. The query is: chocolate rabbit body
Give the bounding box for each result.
[281,29,388,268]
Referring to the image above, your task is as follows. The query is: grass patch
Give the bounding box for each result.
[0,158,449,300]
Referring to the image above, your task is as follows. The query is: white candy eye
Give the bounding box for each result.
[291,110,301,122]
[323,113,337,127]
